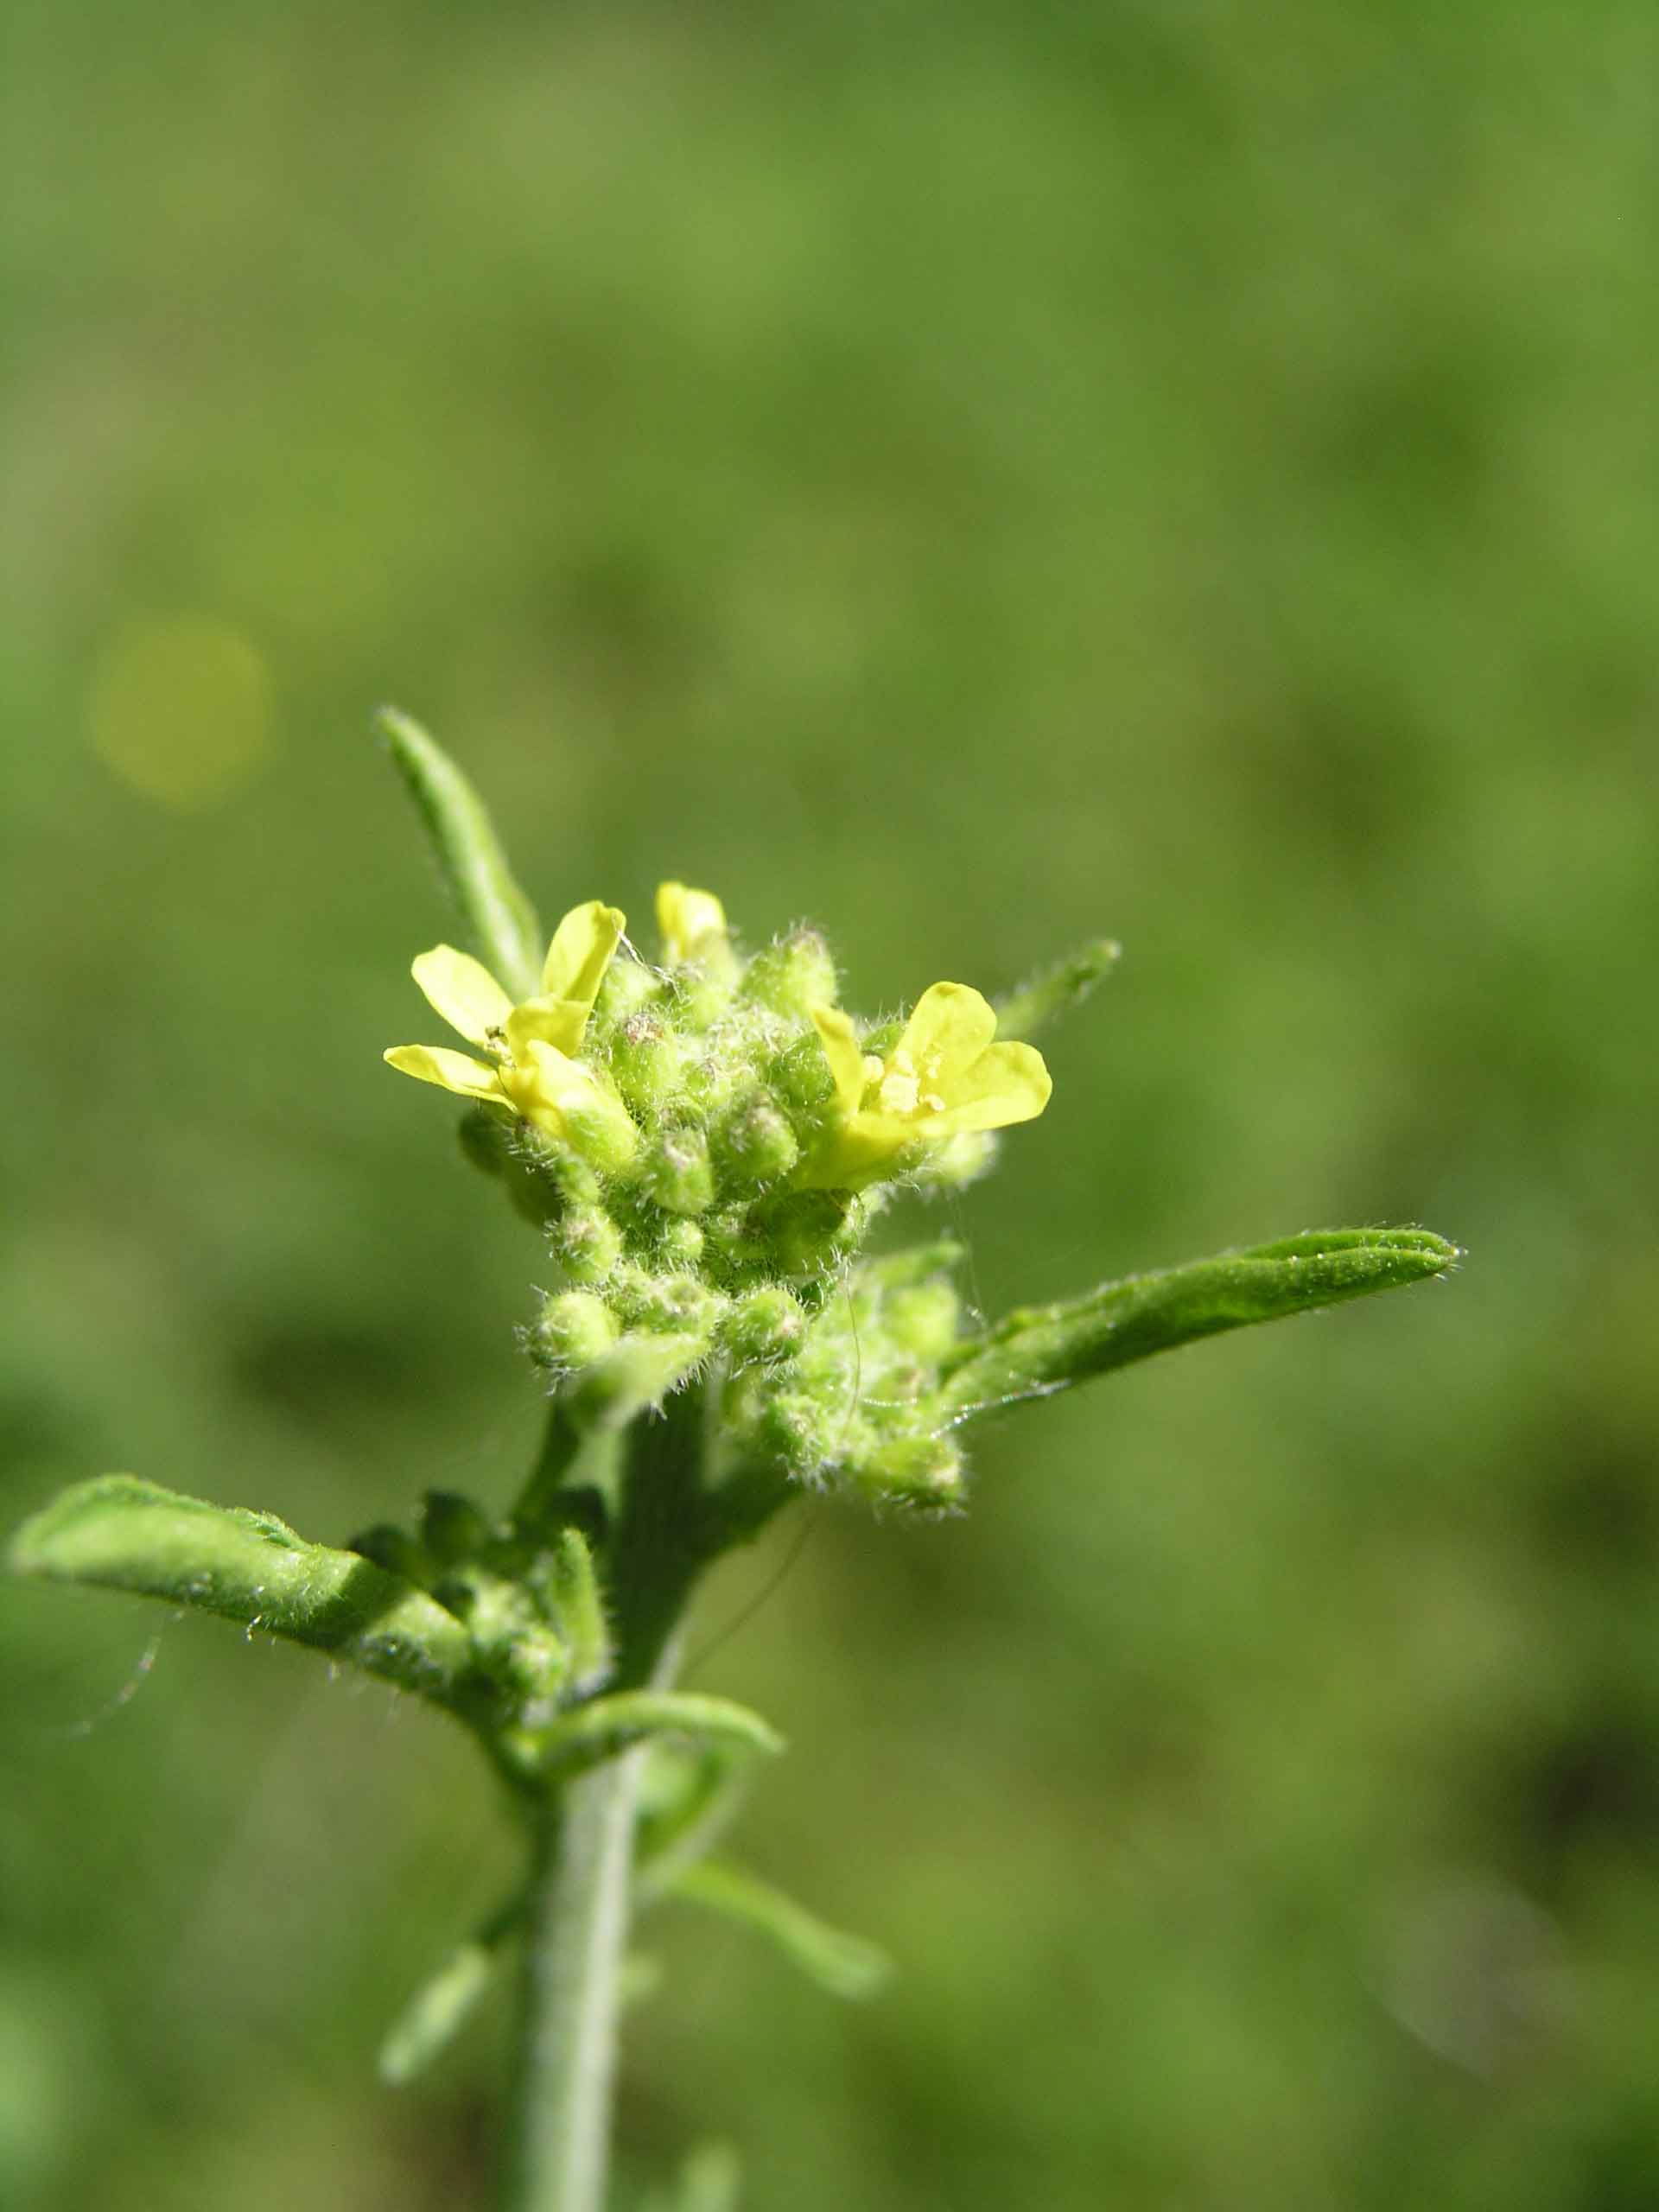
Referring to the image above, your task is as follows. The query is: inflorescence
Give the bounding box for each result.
[385,884,1052,1511]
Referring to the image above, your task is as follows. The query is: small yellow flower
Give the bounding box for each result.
[799,982,1052,1190]
[385,899,638,1166]
[656,881,729,968]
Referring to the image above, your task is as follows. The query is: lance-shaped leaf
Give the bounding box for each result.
[660,1858,893,1999]
[10,1476,487,1715]
[939,1228,1459,1414]
[635,1746,749,1889]
[536,1690,784,1780]
[381,1891,526,2085]
[378,706,543,1001]
[542,1526,612,1690]
[994,938,1120,1040]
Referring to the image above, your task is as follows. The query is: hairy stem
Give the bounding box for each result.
[505,1754,647,2212]
[502,1390,719,2212]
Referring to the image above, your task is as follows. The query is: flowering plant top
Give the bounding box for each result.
[381,868,1056,1510]
[8,709,1458,2212]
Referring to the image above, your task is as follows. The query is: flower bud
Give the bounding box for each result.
[611,1268,720,1337]
[711,1092,799,1188]
[726,1285,808,1366]
[646,1125,715,1217]
[741,928,837,1018]
[761,1190,866,1280]
[555,1204,624,1283]
[535,1290,620,1371]
[558,1082,640,1175]
[766,1034,836,1121]
[594,956,658,1025]
[609,1013,682,1115]
[657,1218,704,1270]
[850,1434,964,1511]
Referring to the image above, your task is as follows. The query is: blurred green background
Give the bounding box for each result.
[4,3,1658,2206]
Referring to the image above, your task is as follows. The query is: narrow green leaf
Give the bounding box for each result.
[940,1227,1459,1414]
[662,1859,893,2000]
[635,1747,748,1889]
[378,706,543,1000]
[10,1476,485,1713]
[380,1891,525,2086]
[546,1527,612,1688]
[994,938,1120,1040]
[537,1691,783,1779]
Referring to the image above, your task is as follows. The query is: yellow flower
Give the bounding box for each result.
[384,900,638,1166]
[656,881,729,968]
[799,982,1052,1190]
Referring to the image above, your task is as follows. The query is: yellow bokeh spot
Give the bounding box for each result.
[88,616,273,810]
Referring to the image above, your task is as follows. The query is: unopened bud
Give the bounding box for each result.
[612,1268,719,1336]
[609,1014,682,1114]
[559,1084,639,1175]
[657,1217,704,1269]
[712,1092,799,1187]
[646,1125,715,1217]
[594,956,658,1025]
[762,1190,866,1280]
[741,928,837,1018]
[555,1205,623,1283]
[535,1290,620,1371]
[852,1434,964,1511]
[727,1285,808,1366]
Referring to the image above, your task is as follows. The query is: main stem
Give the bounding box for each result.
[505,1754,647,2212]
[503,1389,723,2212]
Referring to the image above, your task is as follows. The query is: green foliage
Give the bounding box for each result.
[9,724,1454,2212]
[939,1228,1459,1410]
[380,708,544,1002]
[10,7,1653,2205]
[10,1477,482,1709]
[656,1860,893,2002]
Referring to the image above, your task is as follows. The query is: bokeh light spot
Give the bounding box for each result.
[88,616,273,810]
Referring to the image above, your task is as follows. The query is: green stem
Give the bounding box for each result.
[505,1756,647,2212]
[502,1389,718,2212]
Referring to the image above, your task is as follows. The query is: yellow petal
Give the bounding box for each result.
[898,982,999,1084]
[383,1045,505,1103]
[923,1041,1052,1133]
[810,1004,869,1116]
[656,881,728,964]
[506,995,589,1060]
[541,901,626,1010]
[410,945,513,1046]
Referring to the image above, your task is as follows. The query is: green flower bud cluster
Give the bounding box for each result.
[381,835,1064,1513]
[457,918,887,1295]
[720,1242,973,1513]
[401,899,1046,1510]
[352,1490,612,1737]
